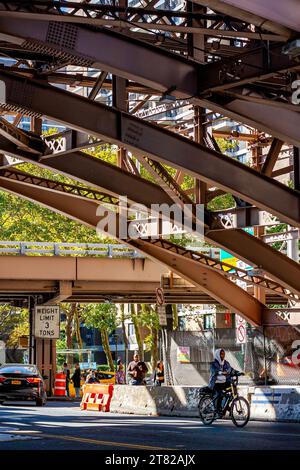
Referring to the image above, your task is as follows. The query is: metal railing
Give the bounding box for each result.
[0,241,220,258]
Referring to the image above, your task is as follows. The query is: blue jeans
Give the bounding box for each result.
[130,379,143,385]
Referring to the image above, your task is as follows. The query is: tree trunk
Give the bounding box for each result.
[65,304,75,366]
[130,304,143,359]
[100,329,114,371]
[172,304,178,330]
[74,304,83,362]
[151,326,158,372]
[120,304,129,371]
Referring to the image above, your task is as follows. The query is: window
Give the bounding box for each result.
[204,314,214,330]
[128,323,135,336]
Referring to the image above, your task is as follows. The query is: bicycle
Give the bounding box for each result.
[198,372,250,427]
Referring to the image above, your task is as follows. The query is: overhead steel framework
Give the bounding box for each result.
[0,70,299,227]
[1,130,300,298]
[0,0,299,320]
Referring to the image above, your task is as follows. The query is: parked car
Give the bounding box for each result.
[96,370,116,384]
[0,364,47,406]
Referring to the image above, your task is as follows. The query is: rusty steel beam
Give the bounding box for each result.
[0,167,119,205]
[0,134,174,207]
[203,96,300,148]
[206,228,300,297]
[5,168,291,299]
[0,176,263,325]
[0,70,299,227]
[261,138,284,176]
[0,1,286,40]
[0,17,300,145]
[191,0,294,37]
[1,131,300,298]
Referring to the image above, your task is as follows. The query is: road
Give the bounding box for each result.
[0,402,300,451]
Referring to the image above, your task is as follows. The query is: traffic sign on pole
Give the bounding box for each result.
[157,305,167,326]
[235,314,247,344]
[156,287,165,306]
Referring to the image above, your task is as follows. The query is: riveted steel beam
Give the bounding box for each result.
[1,130,300,297]
[0,176,263,325]
[0,70,299,228]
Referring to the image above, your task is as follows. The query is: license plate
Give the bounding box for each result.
[11,380,21,385]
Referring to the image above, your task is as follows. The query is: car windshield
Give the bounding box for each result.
[0,365,38,375]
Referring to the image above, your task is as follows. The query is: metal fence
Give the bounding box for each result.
[167,326,300,386]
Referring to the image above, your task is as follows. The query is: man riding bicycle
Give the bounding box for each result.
[208,348,242,417]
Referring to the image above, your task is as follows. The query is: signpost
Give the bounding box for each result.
[156,287,165,306]
[156,287,167,326]
[34,305,60,339]
[235,314,247,344]
[261,229,299,244]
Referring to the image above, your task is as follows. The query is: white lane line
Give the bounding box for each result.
[235,430,300,438]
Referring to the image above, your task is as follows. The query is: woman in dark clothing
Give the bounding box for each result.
[153,360,164,386]
[71,363,81,398]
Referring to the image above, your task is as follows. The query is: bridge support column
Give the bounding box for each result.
[29,297,56,396]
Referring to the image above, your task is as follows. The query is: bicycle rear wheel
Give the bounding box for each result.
[198,395,215,425]
[230,397,250,427]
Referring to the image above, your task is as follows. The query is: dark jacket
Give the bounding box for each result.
[209,359,235,389]
[71,368,81,388]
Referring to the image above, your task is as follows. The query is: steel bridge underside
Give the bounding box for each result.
[0,2,299,327]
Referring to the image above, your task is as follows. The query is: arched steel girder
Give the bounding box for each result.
[0,17,299,144]
[0,70,299,229]
[0,176,263,325]
[0,167,298,303]
[1,133,300,298]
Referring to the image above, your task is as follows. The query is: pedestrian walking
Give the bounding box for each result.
[71,363,81,398]
[116,358,125,384]
[153,360,164,386]
[127,352,148,385]
[63,362,70,398]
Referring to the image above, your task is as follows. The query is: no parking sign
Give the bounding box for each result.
[235,314,247,344]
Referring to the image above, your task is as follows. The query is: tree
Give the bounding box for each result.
[0,306,29,348]
[130,304,144,359]
[140,304,160,371]
[81,303,118,370]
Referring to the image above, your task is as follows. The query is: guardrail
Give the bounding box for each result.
[0,241,142,258]
[0,241,220,258]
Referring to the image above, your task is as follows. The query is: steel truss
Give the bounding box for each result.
[0,174,263,325]
[0,167,118,205]
[0,168,297,302]
[0,14,299,145]
[0,70,299,229]
[0,118,300,298]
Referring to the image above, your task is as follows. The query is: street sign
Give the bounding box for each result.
[157,305,167,326]
[34,305,60,339]
[235,314,247,344]
[261,229,299,244]
[156,287,165,306]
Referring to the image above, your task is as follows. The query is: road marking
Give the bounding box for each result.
[8,430,175,450]
[235,430,300,438]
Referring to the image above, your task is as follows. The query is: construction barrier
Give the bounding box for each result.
[110,385,300,422]
[54,373,66,397]
[80,384,114,412]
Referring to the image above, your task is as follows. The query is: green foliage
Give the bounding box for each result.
[81,303,118,333]
[0,306,29,347]
[215,137,239,154]
[208,193,235,211]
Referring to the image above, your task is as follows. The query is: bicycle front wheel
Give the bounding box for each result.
[230,397,250,427]
[198,395,215,425]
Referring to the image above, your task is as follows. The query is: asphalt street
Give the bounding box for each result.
[0,402,299,451]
